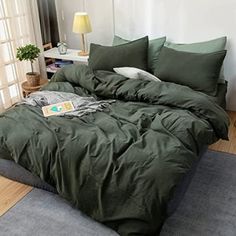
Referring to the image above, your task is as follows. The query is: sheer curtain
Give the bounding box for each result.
[0,96,5,112]
[0,0,44,110]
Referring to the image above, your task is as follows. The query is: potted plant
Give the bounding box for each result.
[16,44,41,86]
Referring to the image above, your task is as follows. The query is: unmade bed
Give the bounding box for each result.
[0,63,229,235]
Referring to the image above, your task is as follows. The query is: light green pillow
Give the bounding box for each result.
[164,36,227,53]
[113,36,130,46]
[165,36,227,82]
[113,35,166,73]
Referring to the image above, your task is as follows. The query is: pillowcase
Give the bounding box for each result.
[164,36,227,53]
[112,36,130,46]
[89,36,148,71]
[113,67,161,82]
[113,35,166,73]
[154,47,226,96]
[165,36,227,82]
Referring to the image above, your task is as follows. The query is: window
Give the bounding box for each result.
[0,0,37,109]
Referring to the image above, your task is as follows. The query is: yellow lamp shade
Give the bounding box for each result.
[72,12,92,34]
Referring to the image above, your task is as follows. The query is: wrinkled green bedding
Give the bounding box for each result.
[0,65,229,235]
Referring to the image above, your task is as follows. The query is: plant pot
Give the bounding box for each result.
[26,72,40,87]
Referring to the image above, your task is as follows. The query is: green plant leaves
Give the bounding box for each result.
[16,44,40,62]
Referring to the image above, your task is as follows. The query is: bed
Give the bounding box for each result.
[0,35,230,235]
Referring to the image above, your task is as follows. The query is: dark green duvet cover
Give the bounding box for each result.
[0,65,229,235]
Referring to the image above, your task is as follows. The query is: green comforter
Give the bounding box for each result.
[0,65,229,235]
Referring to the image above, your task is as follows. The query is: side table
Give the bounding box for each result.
[21,79,48,97]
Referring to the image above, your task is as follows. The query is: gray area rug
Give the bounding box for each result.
[1,150,236,236]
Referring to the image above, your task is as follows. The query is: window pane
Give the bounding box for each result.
[15,38,24,48]
[21,16,28,36]
[0,19,7,41]
[9,84,18,98]
[0,0,4,18]
[15,0,25,15]
[5,64,16,83]
[3,0,19,17]
[23,60,30,72]
[6,19,12,39]
[0,90,5,104]
[2,0,10,17]
[0,0,32,106]
[14,16,27,37]
[1,42,12,62]
[13,0,19,15]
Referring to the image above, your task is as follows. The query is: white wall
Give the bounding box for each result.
[56,0,114,48]
[114,0,236,111]
[55,0,83,48]
[56,0,236,110]
[84,0,114,46]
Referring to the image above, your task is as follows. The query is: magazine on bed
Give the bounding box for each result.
[42,101,75,117]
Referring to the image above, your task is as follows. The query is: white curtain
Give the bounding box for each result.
[28,0,47,79]
[0,0,45,110]
[0,96,5,112]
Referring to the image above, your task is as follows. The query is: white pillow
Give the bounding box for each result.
[113,67,161,82]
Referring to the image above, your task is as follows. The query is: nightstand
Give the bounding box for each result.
[43,48,89,74]
[21,79,48,97]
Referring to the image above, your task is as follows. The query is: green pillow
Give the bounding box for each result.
[165,37,227,82]
[154,47,226,96]
[89,36,148,71]
[112,36,130,46]
[164,36,227,53]
[113,35,166,73]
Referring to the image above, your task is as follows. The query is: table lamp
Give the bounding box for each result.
[72,12,92,56]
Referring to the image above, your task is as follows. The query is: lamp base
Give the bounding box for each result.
[78,51,89,56]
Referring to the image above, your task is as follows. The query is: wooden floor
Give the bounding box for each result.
[0,111,235,217]
[0,176,32,216]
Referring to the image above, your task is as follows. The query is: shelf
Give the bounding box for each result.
[46,67,58,74]
[46,63,61,74]
[43,48,89,63]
